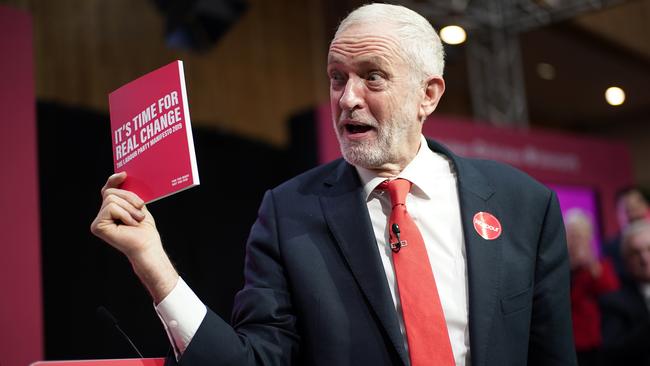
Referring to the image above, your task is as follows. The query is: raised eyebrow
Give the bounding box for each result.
[327,51,344,64]
[360,55,389,66]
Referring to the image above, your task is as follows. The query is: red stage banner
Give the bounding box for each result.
[0,5,43,366]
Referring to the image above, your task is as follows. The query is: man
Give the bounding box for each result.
[91,4,576,365]
[600,220,650,365]
[603,187,650,276]
[616,187,650,228]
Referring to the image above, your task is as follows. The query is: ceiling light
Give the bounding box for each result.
[440,25,467,45]
[605,86,625,106]
[536,63,556,80]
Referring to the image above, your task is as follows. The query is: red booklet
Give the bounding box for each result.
[109,60,199,203]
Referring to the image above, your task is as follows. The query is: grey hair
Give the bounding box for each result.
[564,208,593,231]
[334,3,445,80]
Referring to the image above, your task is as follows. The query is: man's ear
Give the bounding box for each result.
[418,76,445,120]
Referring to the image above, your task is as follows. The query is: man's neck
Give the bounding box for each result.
[362,139,422,178]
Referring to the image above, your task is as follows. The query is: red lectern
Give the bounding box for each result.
[31,358,165,366]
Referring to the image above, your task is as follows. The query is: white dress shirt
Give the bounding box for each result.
[355,135,470,365]
[156,135,470,364]
[155,277,205,357]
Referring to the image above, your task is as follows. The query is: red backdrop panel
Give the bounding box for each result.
[0,5,43,366]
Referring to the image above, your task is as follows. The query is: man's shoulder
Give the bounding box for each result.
[436,149,552,201]
[270,158,348,197]
[465,156,546,189]
[429,138,550,198]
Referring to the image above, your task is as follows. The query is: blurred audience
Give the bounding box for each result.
[566,208,619,366]
[599,220,650,365]
[603,187,650,276]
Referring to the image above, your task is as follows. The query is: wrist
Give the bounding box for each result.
[128,245,179,304]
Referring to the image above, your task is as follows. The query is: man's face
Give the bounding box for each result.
[566,221,594,269]
[327,23,427,172]
[624,227,650,283]
[617,190,649,228]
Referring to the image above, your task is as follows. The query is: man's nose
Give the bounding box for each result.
[339,77,364,111]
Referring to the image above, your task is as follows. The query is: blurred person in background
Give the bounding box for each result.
[603,187,650,276]
[566,209,619,366]
[600,220,650,365]
[617,187,650,228]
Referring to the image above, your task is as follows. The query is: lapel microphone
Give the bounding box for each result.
[96,306,144,358]
[391,223,402,253]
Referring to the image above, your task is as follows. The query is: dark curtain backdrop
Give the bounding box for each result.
[37,102,318,359]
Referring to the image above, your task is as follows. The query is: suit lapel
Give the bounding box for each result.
[428,139,501,366]
[320,161,409,366]
[318,140,501,366]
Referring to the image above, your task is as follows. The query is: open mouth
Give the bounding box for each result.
[344,124,373,134]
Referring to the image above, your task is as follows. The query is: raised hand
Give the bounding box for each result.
[91,172,178,303]
[91,172,159,257]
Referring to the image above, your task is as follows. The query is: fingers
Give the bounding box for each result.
[101,193,145,222]
[99,199,141,227]
[102,187,145,209]
[90,200,137,239]
[91,173,161,261]
[100,172,145,210]
[97,172,146,226]
[101,172,127,194]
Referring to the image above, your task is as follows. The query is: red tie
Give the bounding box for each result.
[379,178,455,366]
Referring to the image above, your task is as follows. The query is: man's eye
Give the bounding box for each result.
[329,72,345,84]
[367,72,384,82]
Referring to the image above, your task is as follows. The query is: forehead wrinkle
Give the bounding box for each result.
[328,49,392,67]
[330,35,401,53]
[333,32,402,47]
[328,35,407,66]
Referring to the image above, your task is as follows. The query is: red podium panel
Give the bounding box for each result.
[31,358,165,366]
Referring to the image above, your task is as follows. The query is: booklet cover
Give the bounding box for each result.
[109,60,199,203]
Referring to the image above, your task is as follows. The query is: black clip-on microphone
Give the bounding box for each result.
[391,223,403,253]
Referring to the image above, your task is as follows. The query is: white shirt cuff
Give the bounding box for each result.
[155,277,207,359]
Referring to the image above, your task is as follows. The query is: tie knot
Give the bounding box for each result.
[378,178,412,207]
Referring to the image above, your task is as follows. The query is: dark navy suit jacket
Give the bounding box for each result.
[173,139,577,366]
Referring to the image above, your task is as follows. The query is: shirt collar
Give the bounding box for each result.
[356,135,454,201]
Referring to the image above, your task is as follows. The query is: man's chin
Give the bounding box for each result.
[340,146,387,169]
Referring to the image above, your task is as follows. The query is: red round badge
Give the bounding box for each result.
[473,212,502,240]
